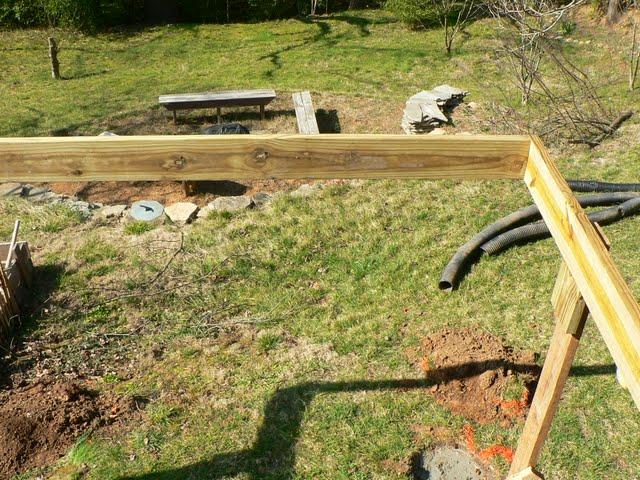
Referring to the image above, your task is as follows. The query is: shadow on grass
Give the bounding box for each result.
[119,359,613,480]
[316,109,341,133]
[0,263,66,388]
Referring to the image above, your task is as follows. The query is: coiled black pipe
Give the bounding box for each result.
[481,196,640,255]
[438,192,640,291]
[567,180,640,192]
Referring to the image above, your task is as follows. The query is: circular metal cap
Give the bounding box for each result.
[130,200,164,222]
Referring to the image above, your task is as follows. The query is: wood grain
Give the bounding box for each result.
[526,136,640,408]
[509,257,590,475]
[0,134,530,182]
[293,92,320,135]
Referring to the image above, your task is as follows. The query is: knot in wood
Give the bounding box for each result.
[173,156,187,169]
[254,149,269,166]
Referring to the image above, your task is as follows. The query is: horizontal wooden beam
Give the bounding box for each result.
[526,136,640,409]
[0,134,530,182]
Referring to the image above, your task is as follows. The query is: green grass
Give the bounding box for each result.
[0,10,509,137]
[2,8,640,480]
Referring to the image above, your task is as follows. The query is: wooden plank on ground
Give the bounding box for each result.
[526,136,640,408]
[0,134,530,182]
[293,92,320,135]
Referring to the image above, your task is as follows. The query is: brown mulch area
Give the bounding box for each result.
[418,327,540,424]
[0,380,141,478]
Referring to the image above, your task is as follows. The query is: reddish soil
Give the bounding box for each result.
[46,179,312,206]
[0,380,139,478]
[419,328,540,424]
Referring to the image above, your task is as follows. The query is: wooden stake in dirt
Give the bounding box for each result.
[507,223,610,479]
[48,37,60,80]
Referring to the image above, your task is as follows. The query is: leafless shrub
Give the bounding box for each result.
[486,0,631,146]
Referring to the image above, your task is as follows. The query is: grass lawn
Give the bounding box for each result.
[1,8,640,480]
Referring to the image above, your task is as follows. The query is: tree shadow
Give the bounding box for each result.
[316,108,341,133]
[118,359,613,480]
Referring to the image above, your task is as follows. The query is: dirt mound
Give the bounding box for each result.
[419,328,540,424]
[0,380,137,477]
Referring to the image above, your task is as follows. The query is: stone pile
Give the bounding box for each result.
[401,85,468,134]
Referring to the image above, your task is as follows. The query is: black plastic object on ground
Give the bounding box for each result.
[481,196,640,255]
[568,179,640,192]
[438,192,640,291]
[202,123,250,135]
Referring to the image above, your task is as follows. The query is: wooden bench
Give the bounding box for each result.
[159,89,276,123]
[292,91,320,134]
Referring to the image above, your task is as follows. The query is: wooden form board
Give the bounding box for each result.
[0,135,530,182]
[0,133,638,410]
[526,136,640,408]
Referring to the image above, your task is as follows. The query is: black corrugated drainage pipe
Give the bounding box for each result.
[438,193,640,292]
[568,180,640,192]
[480,196,640,255]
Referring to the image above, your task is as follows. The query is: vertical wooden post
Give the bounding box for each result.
[172,110,177,124]
[48,37,61,80]
[217,107,222,123]
[260,104,265,120]
[508,225,610,479]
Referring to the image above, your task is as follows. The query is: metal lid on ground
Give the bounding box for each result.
[130,200,164,222]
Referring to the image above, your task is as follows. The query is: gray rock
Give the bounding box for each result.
[291,184,322,198]
[428,128,447,135]
[98,204,127,219]
[251,192,272,207]
[165,202,198,224]
[24,187,56,202]
[209,195,252,212]
[0,183,24,197]
[99,131,118,136]
[196,205,214,219]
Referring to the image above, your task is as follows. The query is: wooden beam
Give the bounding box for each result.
[509,231,607,475]
[508,467,544,480]
[0,134,530,182]
[526,136,640,408]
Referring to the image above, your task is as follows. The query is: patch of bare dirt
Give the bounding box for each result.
[418,327,540,424]
[46,179,317,207]
[0,380,139,478]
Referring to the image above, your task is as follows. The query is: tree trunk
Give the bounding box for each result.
[606,0,621,25]
[349,0,361,9]
[48,37,60,80]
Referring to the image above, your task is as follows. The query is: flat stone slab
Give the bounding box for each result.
[251,192,273,207]
[165,202,198,224]
[0,183,24,196]
[209,196,252,212]
[98,204,127,219]
[412,446,486,480]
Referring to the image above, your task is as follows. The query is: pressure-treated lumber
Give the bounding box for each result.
[509,246,600,475]
[525,136,640,408]
[0,134,530,182]
[508,467,544,480]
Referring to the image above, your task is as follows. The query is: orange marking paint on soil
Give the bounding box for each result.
[499,388,532,417]
[462,424,514,464]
